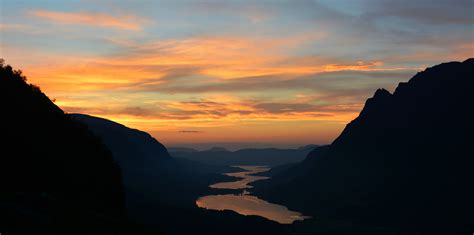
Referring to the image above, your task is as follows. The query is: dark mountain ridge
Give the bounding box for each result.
[252,58,474,234]
[70,114,172,174]
[0,60,128,234]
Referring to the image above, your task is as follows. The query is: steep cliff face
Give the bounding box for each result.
[0,62,126,233]
[253,59,474,234]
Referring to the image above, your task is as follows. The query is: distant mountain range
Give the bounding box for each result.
[169,144,319,166]
[252,59,474,234]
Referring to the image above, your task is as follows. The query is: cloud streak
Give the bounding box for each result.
[179,130,205,133]
[30,10,144,30]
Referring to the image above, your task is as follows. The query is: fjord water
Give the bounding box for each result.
[210,165,270,190]
[196,166,310,224]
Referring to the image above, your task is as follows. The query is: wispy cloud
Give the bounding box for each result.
[30,10,144,31]
[179,130,205,133]
[15,34,415,94]
[61,94,359,124]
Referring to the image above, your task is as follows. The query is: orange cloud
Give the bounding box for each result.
[103,36,410,80]
[23,35,406,92]
[30,10,144,31]
[59,94,360,128]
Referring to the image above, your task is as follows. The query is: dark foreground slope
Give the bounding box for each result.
[253,59,474,234]
[169,145,318,166]
[0,61,129,234]
[71,114,288,235]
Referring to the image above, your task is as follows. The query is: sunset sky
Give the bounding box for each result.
[1,0,473,149]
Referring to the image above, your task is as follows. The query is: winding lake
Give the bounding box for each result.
[196,166,310,224]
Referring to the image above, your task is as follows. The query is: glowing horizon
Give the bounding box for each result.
[1,0,472,147]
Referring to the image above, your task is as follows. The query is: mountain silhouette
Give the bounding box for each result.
[169,145,318,166]
[0,60,130,234]
[252,58,474,234]
[71,113,172,171]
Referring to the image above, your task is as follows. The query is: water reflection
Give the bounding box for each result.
[210,166,270,190]
[196,166,310,224]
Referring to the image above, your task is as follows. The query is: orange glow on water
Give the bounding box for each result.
[196,166,310,224]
